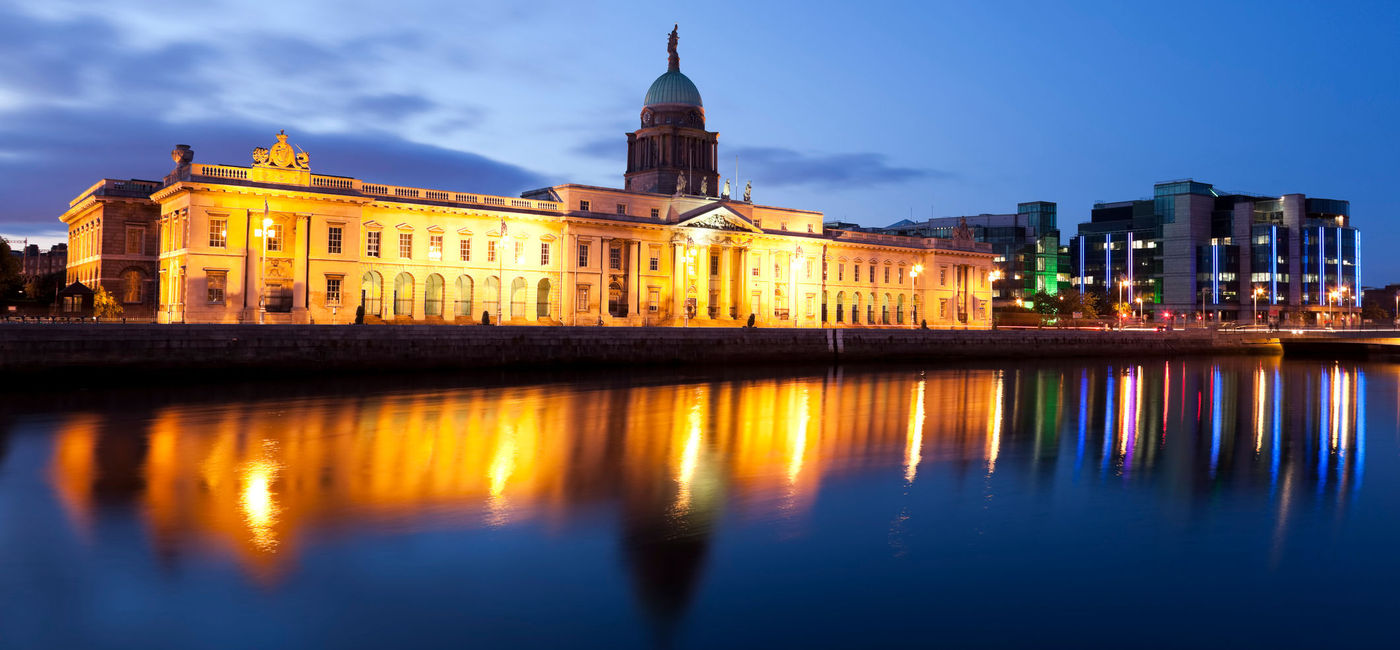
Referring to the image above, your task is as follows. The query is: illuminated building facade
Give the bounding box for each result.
[867,200,1067,306]
[1069,179,1360,324]
[58,29,994,328]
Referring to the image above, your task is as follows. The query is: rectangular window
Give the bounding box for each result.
[514,240,523,263]
[488,239,497,262]
[541,242,551,266]
[326,276,342,305]
[854,265,860,282]
[207,271,226,304]
[429,234,443,261]
[398,232,412,258]
[805,258,812,280]
[884,267,890,283]
[576,285,590,311]
[710,254,720,276]
[616,203,627,215]
[460,238,471,262]
[609,246,621,270]
[578,243,589,268]
[650,208,660,218]
[648,288,660,312]
[366,230,381,258]
[870,265,876,283]
[208,219,227,249]
[839,264,845,281]
[807,224,814,233]
[266,224,283,252]
[125,226,145,255]
[580,200,591,211]
[327,225,343,254]
[898,268,904,284]
[649,248,659,272]
[940,266,947,286]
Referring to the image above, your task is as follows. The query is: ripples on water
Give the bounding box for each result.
[0,357,1394,648]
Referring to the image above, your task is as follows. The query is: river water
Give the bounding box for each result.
[0,356,1394,648]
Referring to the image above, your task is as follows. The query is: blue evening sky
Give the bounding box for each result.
[1,1,1396,278]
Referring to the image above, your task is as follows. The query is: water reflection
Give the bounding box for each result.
[14,357,1380,644]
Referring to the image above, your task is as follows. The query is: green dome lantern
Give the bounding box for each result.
[643,24,702,107]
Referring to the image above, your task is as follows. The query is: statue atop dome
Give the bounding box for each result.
[667,24,679,71]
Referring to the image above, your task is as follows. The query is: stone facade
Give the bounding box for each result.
[58,179,161,318]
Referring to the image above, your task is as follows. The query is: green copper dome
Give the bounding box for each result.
[644,69,702,107]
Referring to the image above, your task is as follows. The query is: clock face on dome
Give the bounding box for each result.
[642,110,653,125]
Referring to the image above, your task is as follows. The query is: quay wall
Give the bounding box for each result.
[0,324,1280,374]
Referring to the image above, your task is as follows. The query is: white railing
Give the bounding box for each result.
[311,175,354,190]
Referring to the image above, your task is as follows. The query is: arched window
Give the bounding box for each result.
[485,276,500,320]
[393,272,414,316]
[120,268,144,304]
[882,293,891,324]
[361,271,383,316]
[850,292,860,324]
[455,275,474,318]
[774,286,788,320]
[868,292,876,324]
[912,295,920,324]
[896,294,906,324]
[836,291,845,323]
[510,277,528,320]
[424,274,444,317]
[608,282,625,317]
[537,278,552,319]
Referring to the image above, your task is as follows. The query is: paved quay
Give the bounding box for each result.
[0,324,1283,374]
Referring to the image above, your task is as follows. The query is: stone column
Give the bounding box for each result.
[627,240,641,320]
[718,247,732,320]
[697,244,710,319]
[738,247,750,320]
[292,213,310,323]
[672,242,685,321]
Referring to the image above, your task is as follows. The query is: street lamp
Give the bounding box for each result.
[1135,297,1142,322]
[1118,278,1129,329]
[1328,289,1339,327]
[1252,287,1264,327]
[254,216,274,324]
[910,264,922,328]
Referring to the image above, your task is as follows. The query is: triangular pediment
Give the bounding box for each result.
[675,204,762,233]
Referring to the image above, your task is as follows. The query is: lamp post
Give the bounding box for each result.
[1328,290,1339,328]
[1394,291,1398,328]
[1135,297,1142,322]
[1340,286,1350,329]
[910,264,922,328]
[1252,287,1264,327]
[1118,278,1129,329]
[255,216,273,324]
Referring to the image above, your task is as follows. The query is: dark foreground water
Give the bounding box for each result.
[1,356,1395,648]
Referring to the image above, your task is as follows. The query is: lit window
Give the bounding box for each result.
[541,242,551,266]
[328,225,343,254]
[266,224,283,252]
[207,271,226,304]
[208,219,226,249]
[460,238,471,261]
[326,276,342,305]
[429,234,443,261]
[366,231,381,258]
[398,233,412,258]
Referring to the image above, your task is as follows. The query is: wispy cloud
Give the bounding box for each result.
[731,146,948,189]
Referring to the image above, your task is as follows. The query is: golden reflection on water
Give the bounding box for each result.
[44,359,1375,578]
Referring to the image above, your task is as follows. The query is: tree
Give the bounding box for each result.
[0,238,20,299]
[93,286,123,319]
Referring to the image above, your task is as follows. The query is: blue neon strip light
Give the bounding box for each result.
[1270,225,1277,305]
[1211,242,1219,305]
[1353,229,1361,307]
[1104,234,1111,292]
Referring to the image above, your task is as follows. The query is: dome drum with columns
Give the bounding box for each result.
[625,25,720,197]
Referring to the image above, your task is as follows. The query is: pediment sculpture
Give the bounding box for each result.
[253,130,310,170]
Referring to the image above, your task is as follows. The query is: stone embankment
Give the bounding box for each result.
[0,324,1280,374]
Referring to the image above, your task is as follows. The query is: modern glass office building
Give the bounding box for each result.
[1069,180,1359,324]
[867,201,1066,306]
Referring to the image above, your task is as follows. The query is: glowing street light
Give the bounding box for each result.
[1118,278,1129,329]
[254,216,275,324]
[1252,287,1264,326]
[1135,297,1143,321]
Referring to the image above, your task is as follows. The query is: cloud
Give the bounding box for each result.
[0,107,549,236]
[348,93,440,123]
[731,146,949,188]
[571,136,623,160]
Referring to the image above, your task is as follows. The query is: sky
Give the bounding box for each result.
[1,0,1397,277]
